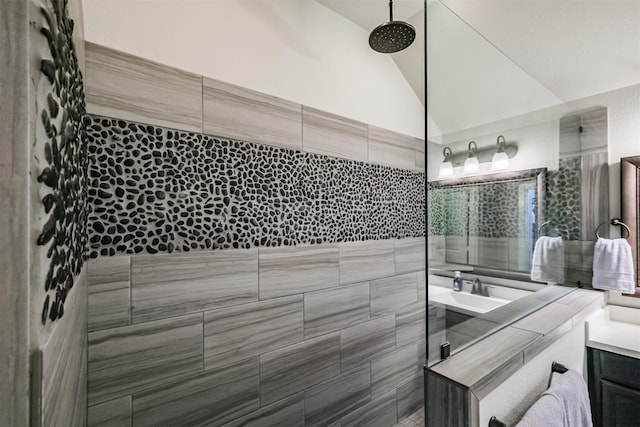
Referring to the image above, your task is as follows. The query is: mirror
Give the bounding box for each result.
[621,155,640,297]
[428,168,546,275]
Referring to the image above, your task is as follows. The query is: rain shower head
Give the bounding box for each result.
[369,0,416,53]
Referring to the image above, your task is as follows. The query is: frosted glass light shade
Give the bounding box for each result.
[491,151,510,171]
[463,156,480,174]
[439,161,454,178]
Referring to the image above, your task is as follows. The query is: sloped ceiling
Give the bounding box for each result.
[428,0,640,139]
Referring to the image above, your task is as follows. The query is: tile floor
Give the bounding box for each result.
[394,405,424,427]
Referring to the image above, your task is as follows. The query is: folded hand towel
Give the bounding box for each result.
[592,238,635,293]
[531,236,565,284]
[516,369,593,427]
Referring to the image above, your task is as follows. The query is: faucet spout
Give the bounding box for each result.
[471,278,483,295]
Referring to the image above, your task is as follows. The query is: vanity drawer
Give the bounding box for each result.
[593,349,640,390]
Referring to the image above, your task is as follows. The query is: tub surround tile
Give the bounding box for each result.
[371,343,420,399]
[258,244,339,299]
[341,390,397,427]
[88,396,131,427]
[395,303,426,349]
[340,315,396,373]
[88,313,203,406]
[339,240,396,285]
[395,238,425,274]
[396,376,424,420]
[130,250,258,323]
[85,43,202,132]
[221,393,305,427]
[132,358,259,427]
[371,273,418,317]
[260,333,340,406]
[304,364,371,427]
[302,106,368,162]
[368,125,416,170]
[204,295,303,370]
[203,78,302,151]
[304,282,370,339]
[88,256,131,332]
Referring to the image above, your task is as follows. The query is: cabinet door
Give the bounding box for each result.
[601,379,640,427]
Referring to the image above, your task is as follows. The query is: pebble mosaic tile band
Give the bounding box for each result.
[36,0,88,324]
[86,115,425,257]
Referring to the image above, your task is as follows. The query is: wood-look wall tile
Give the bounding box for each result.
[130,250,258,323]
[304,364,371,427]
[260,333,340,406]
[42,268,88,427]
[415,138,425,171]
[339,240,395,285]
[340,315,396,373]
[397,376,424,420]
[88,313,203,406]
[85,43,202,132]
[396,302,426,349]
[368,125,416,170]
[88,256,130,332]
[341,390,397,427]
[132,358,259,427]
[371,343,420,399]
[395,237,425,274]
[302,106,368,162]
[304,282,370,339]
[371,273,418,317]
[204,296,303,370]
[259,244,339,299]
[221,392,305,427]
[417,271,426,306]
[203,78,302,151]
[88,396,131,427]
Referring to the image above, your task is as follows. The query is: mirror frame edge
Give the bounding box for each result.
[621,155,640,297]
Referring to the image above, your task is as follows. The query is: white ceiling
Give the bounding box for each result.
[427,0,640,139]
[316,0,425,104]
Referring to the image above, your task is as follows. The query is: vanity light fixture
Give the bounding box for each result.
[438,147,454,178]
[463,141,480,174]
[491,135,510,171]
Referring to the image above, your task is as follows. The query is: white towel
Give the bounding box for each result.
[531,236,565,284]
[516,369,593,427]
[592,238,635,293]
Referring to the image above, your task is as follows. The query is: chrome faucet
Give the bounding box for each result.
[471,278,483,295]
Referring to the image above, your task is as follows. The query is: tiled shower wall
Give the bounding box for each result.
[85,42,426,427]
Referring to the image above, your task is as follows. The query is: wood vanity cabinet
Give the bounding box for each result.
[587,347,640,427]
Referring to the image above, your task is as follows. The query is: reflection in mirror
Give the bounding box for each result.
[621,155,640,297]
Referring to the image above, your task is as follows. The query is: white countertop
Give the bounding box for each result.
[586,305,640,360]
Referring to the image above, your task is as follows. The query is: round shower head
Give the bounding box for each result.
[369,1,416,53]
[369,20,416,53]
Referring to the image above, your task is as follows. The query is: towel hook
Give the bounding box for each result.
[595,218,630,240]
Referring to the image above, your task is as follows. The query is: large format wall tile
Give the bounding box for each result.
[204,295,303,370]
[260,333,340,406]
[258,244,339,299]
[340,315,396,372]
[88,313,203,406]
[397,376,424,420]
[304,364,371,427]
[302,106,368,162]
[88,396,131,427]
[304,282,370,339]
[221,393,305,427]
[396,302,426,348]
[368,125,416,170]
[371,273,418,316]
[130,250,258,323]
[203,78,302,151]
[395,237,425,274]
[85,43,202,132]
[341,390,397,427]
[339,240,396,284]
[132,358,259,427]
[371,343,420,399]
[88,256,130,332]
